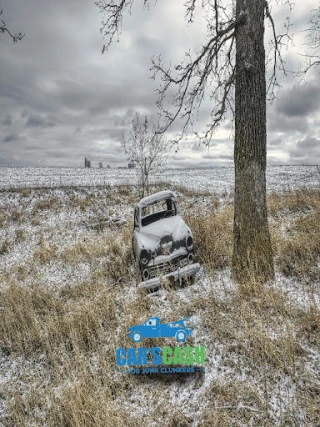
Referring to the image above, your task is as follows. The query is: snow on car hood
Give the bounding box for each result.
[137,215,190,251]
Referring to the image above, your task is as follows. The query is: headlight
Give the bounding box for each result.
[140,249,150,265]
[186,235,193,251]
[187,253,194,264]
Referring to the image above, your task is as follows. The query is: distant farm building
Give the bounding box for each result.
[85,158,91,168]
[128,161,136,169]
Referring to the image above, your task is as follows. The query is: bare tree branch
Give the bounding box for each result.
[96,0,292,144]
[0,9,24,43]
[96,0,291,282]
[265,1,293,101]
[297,4,320,76]
[95,0,152,53]
[122,113,172,196]
[150,8,246,144]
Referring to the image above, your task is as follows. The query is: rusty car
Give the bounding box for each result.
[132,190,200,291]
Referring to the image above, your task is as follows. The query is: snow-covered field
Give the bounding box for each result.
[0,175,319,426]
[1,165,319,195]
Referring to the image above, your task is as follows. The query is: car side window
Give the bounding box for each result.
[146,319,156,326]
[166,199,177,215]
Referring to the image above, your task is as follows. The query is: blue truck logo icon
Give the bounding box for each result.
[126,317,193,343]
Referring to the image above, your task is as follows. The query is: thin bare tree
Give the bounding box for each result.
[122,113,171,197]
[299,3,320,75]
[0,9,24,43]
[96,0,291,283]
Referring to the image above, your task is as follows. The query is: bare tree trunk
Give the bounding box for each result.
[139,169,144,198]
[141,173,145,198]
[146,172,149,196]
[144,158,148,196]
[232,0,274,283]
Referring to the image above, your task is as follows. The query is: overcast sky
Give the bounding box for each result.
[0,0,319,168]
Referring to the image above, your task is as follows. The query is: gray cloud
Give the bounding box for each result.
[25,113,56,128]
[1,114,13,126]
[191,142,205,152]
[268,136,283,146]
[268,110,309,133]
[296,136,319,149]
[202,153,233,160]
[289,136,320,164]
[202,153,217,160]
[0,0,319,166]
[276,83,320,117]
[3,133,26,143]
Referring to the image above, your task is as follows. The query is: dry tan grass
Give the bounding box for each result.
[296,303,320,346]
[276,208,320,280]
[200,381,265,426]
[31,216,41,226]
[185,189,320,282]
[15,229,26,242]
[20,188,31,197]
[60,224,133,283]
[0,239,10,255]
[1,188,320,426]
[193,280,319,423]
[0,281,118,356]
[267,189,320,216]
[33,196,61,212]
[8,350,137,427]
[1,275,154,426]
[33,233,57,264]
[10,209,25,223]
[198,409,232,427]
[61,238,108,263]
[170,183,212,198]
[0,212,4,228]
[185,206,233,274]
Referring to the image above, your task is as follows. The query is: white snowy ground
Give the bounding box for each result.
[0,183,319,426]
[0,165,319,194]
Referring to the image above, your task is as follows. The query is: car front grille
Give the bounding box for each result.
[148,255,188,278]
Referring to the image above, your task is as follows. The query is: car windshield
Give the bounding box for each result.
[141,198,177,227]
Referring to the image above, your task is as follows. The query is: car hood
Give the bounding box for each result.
[137,215,190,251]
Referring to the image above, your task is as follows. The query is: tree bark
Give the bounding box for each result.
[146,171,149,196]
[232,0,274,283]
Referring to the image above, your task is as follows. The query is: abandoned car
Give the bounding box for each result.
[132,190,200,290]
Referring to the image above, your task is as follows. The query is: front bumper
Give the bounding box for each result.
[147,247,189,279]
[138,262,200,291]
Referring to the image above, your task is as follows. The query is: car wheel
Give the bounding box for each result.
[132,332,142,343]
[176,330,186,342]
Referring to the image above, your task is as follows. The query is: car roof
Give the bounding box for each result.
[137,190,176,207]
